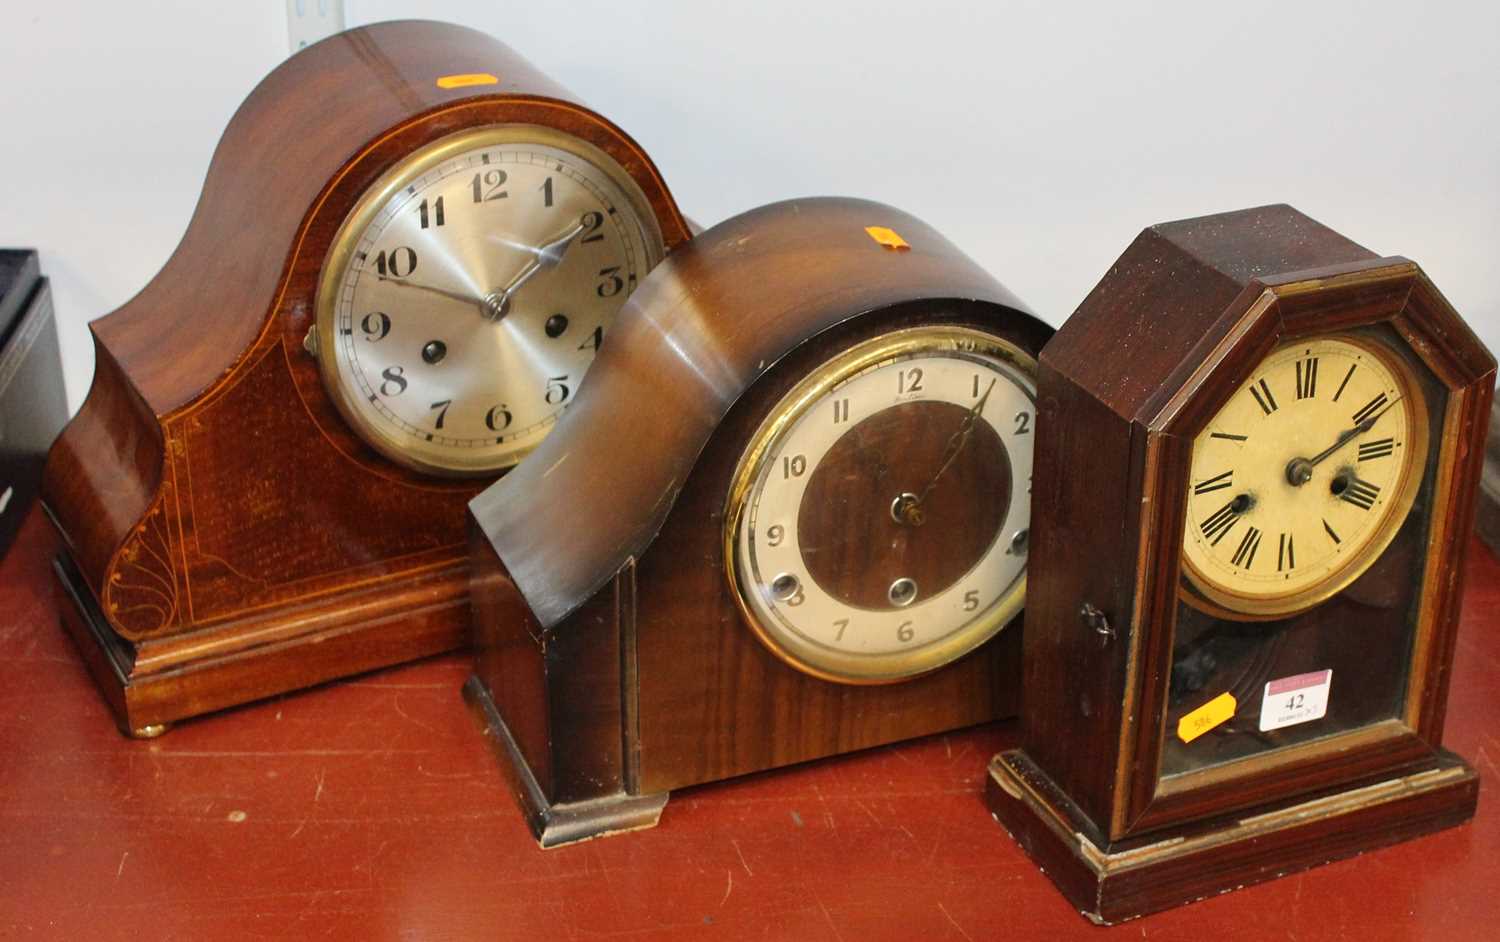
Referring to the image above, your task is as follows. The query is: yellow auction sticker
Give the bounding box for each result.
[437,72,500,89]
[1177,692,1236,744]
[865,226,910,251]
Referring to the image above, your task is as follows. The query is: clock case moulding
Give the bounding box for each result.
[464,197,1053,847]
[41,20,691,737]
[985,204,1495,923]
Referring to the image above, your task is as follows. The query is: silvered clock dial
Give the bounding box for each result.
[312,125,665,475]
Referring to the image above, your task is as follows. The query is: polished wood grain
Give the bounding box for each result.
[634,302,1036,796]
[40,20,690,735]
[7,507,1500,939]
[989,747,1478,926]
[473,198,1036,628]
[992,204,1496,921]
[469,198,1051,843]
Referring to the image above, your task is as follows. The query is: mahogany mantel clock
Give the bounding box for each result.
[986,205,1494,922]
[464,198,1052,846]
[42,21,690,736]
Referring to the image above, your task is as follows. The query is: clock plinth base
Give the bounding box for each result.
[986,749,1478,925]
[52,553,469,735]
[463,675,668,848]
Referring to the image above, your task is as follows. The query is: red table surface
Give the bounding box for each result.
[1,505,1497,941]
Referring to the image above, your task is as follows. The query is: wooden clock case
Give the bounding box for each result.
[41,20,691,737]
[986,205,1494,922]
[464,197,1052,846]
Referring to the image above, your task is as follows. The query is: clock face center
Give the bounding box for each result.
[796,399,1010,611]
[1285,457,1314,487]
[890,492,924,526]
[480,292,508,322]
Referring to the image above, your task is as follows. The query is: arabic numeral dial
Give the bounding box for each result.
[313,128,663,475]
[727,326,1039,683]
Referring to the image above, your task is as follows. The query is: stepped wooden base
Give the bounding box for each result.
[986,749,1479,925]
[53,552,468,736]
[463,675,668,848]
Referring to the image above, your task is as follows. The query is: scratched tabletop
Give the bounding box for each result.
[2,505,1498,940]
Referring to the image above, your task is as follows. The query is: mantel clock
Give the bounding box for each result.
[986,205,1494,922]
[464,198,1052,846]
[42,21,690,736]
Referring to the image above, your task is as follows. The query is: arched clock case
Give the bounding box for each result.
[42,21,691,736]
[463,198,1052,847]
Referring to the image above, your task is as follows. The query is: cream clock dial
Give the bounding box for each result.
[313,125,664,475]
[725,325,1037,683]
[1182,334,1426,617]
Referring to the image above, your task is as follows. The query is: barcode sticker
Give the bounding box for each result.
[1259,670,1332,732]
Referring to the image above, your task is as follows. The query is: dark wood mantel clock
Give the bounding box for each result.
[464,197,1053,846]
[987,204,1494,923]
[42,20,690,736]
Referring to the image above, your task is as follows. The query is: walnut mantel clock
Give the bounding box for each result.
[42,21,690,736]
[463,198,1052,846]
[986,205,1494,923]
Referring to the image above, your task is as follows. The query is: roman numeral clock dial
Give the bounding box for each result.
[1181,335,1426,617]
[983,205,1492,922]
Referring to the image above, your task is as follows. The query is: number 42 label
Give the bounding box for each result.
[1259,669,1332,732]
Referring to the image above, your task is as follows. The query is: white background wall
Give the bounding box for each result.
[3,1,1497,409]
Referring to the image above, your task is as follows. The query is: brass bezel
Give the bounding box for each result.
[722,324,1038,685]
[313,124,667,476]
[1179,332,1429,619]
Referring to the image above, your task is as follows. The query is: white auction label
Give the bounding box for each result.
[1258,669,1332,732]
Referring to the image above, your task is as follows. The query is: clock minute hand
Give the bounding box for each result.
[895,378,998,525]
[1286,396,1403,485]
[375,275,485,309]
[1307,396,1403,468]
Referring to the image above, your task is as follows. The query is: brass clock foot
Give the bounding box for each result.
[131,723,169,739]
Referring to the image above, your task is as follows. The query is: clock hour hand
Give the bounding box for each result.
[892,378,997,526]
[1286,397,1402,486]
[531,219,591,270]
[483,220,588,322]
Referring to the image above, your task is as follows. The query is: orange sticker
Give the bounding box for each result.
[437,72,500,89]
[1177,692,1236,744]
[865,226,910,251]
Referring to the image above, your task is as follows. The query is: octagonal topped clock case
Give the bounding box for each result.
[463,197,1051,847]
[42,21,690,737]
[985,205,1494,924]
